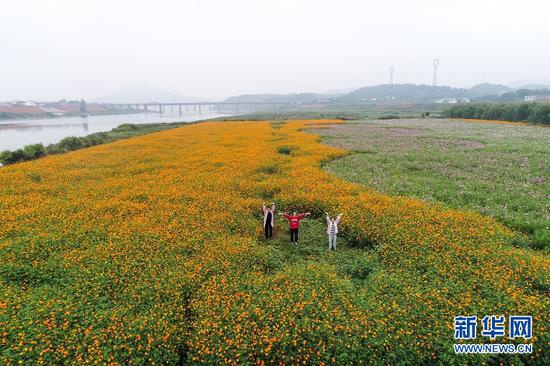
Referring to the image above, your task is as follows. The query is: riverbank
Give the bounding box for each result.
[0,110,137,121]
[0,112,228,151]
[0,121,195,166]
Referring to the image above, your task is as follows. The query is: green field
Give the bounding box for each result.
[260,219,376,282]
[315,118,550,250]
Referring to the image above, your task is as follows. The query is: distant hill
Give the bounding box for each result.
[513,84,550,90]
[224,85,471,104]
[468,83,512,97]
[508,80,550,89]
[223,93,336,104]
[222,83,547,105]
[321,87,358,95]
[337,84,471,103]
[92,86,209,103]
[477,88,550,102]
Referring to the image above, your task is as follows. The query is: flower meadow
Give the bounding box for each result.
[0,120,548,365]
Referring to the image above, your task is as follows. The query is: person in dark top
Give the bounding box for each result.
[279,211,311,243]
[262,203,276,238]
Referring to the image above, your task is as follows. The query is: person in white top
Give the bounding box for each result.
[325,212,342,250]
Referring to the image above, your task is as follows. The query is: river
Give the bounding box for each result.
[0,112,228,151]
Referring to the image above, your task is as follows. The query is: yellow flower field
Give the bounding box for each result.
[0,120,548,364]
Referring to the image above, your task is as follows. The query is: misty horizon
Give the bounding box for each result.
[2,0,549,101]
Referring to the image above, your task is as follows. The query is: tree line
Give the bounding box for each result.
[443,102,550,125]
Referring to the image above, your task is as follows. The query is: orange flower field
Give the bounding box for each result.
[0,120,548,364]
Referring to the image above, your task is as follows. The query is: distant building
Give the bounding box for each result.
[0,105,44,114]
[524,95,550,102]
[434,98,458,104]
[39,106,66,116]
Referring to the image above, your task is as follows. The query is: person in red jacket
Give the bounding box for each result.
[279,211,311,243]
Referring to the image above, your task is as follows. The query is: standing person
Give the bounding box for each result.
[279,211,311,243]
[262,203,276,238]
[326,212,342,250]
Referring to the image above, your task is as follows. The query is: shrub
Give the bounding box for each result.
[0,150,14,165]
[0,149,27,164]
[22,144,45,160]
[277,145,297,155]
[443,102,550,125]
[45,143,63,155]
[256,164,280,175]
[378,114,400,120]
[58,136,85,151]
[113,123,139,132]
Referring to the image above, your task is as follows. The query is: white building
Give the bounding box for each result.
[39,106,66,116]
[434,98,458,104]
[524,95,550,102]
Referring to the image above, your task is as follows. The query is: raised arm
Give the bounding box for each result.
[336,213,342,224]
[271,203,276,213]
[262,204,267,213]
[325,212,330,224]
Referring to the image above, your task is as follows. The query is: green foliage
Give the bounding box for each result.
[256,163,280,175]
[276,145,297,155]
[58,136,84,151]
[532,229,550,250]
[319,119,550,250]
[216,110,370,121]
[0,144,45,165]
[112,123,139,132]
[23,144,46,159]
[443,102,550,125]
[377,114,400,120]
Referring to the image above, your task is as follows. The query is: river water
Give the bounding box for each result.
[0,112,228,151]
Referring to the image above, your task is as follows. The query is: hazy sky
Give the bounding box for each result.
[1,0,549,100]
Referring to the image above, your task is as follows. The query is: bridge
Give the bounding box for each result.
[101,102,294,115]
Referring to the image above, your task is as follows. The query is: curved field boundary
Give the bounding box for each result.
[0,119,548,364]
